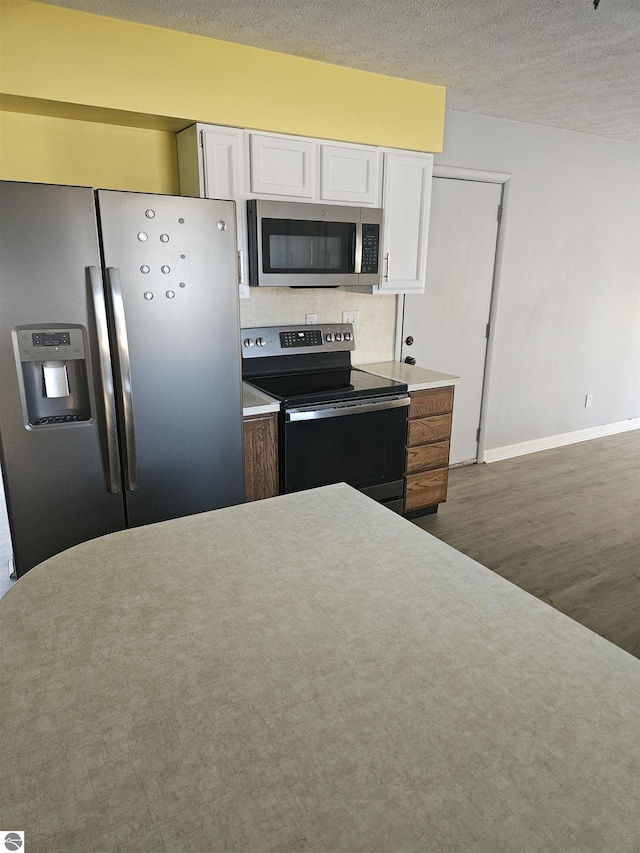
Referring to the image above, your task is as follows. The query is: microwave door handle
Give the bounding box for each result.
[88,266,122,494]
[354,222,363,274]
[106,267,138,492]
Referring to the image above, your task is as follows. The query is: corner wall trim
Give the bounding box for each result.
[482,418,640,463]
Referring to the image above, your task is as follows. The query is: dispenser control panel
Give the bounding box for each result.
[17,327,85,362]
[32,332,71,347]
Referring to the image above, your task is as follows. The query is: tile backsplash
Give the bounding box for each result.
[239,289,398,364]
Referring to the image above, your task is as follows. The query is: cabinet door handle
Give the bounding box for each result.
[384,252,391,282]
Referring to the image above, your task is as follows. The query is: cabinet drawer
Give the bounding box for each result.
[405,468,448,511]
[407,414,452,447]
[406,440,450,474]
[409,386,454,419]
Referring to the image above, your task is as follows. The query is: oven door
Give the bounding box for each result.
[282,395,409,510]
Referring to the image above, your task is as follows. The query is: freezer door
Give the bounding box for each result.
[96,190,244,527]
[0,181,126,577]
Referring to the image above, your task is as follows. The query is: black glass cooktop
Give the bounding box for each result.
[246,368,407,407]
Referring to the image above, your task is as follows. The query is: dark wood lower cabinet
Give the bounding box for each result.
[403,386,454,516]
[243,413,278,502]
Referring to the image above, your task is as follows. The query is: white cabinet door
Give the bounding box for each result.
[249,134,316,197]
[320,145,381,205]
[201,127,249,297]
[176,124,249,297]
[200,126,245,202]
[380,151,433,293]
[199,127,249,295]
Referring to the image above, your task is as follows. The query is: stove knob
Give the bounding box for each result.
[326,333,334,342]
[243,338,255,347]
[344,332,352,342]
[256,337,266,347]
[335,332,343,342]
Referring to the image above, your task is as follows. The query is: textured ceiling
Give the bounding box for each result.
[41,0,640,142]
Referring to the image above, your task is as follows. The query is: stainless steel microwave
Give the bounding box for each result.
[247,199,383,288]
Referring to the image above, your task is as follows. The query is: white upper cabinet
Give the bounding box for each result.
[320,145,381,205]
[177,123,245,200]
[177,122,434,294]
[248,132,382,205]
[176,123,249,297]
[378,151,433,294]
[201,126,245,202]
[249,134,316,198]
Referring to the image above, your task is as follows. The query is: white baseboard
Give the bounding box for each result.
[482,418,640,463]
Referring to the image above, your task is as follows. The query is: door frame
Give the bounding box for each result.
[394,164,511,463]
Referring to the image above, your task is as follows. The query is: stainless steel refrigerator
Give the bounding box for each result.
[0,181,245,578]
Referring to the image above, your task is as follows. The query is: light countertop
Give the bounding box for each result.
[358,360,459,391]
[242,364,456,412]
[242,382,279,416]
[1,483,638,851]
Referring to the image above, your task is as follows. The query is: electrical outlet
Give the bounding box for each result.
[585,394,593,408]
[342,310,359,328]
[305,313,317,325]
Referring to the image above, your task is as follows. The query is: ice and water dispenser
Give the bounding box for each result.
[16,327,92,426]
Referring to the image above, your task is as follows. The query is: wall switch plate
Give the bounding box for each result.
[305,313,317,325]
[585,393,593,408]
[342,310,359,328]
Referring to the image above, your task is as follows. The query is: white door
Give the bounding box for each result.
[401,177,502,464]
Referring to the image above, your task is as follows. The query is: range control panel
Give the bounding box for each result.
[241,324,355,358]
[280,329,323,348]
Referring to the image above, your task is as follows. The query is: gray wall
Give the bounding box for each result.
[437,110,639,452]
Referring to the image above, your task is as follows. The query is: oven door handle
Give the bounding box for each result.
[286,395,409,422]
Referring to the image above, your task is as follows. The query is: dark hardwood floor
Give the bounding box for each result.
[413,429,640,658]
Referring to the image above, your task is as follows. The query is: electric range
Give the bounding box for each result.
[242,324,409,510]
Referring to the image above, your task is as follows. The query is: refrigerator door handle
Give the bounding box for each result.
[106,267,139,492]
[88,266,122,494]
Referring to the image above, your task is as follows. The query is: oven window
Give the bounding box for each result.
[262,218,356,275]
[283,404,407,495]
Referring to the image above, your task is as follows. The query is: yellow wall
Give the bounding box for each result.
[0,112,178,193]
[0,0,446,191]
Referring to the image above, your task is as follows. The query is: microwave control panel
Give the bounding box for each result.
[361,224,380,274]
